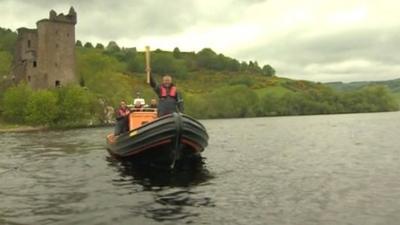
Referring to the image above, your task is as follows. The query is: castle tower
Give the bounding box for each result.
[12,28,38,84]
[12,7,77,89]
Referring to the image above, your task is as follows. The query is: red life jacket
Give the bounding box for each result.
[160,85,177,97]
[117,108,130,117]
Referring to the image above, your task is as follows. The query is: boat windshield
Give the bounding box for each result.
[129,111,158,130]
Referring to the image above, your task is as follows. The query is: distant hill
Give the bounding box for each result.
[326,79,400,92]
[326,79,400,103]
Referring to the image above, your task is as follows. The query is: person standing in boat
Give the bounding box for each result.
[149,73,184,116]
[114,100,130,135]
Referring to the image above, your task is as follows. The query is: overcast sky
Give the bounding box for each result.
[1,0,399,82]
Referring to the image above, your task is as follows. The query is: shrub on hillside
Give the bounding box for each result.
[25,90,58,125]
[205,85,259,118]
[1,83,105,126]
[56,85,100,124]
[184,94,208,119]
[1,83,32,123]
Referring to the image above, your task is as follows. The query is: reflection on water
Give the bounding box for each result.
[108,157,215,223]
[109,157,212,187]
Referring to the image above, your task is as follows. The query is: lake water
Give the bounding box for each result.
[1,112,400,225]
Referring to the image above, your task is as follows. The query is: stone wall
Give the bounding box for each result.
[12,7,77,89]
[13,28,38,83]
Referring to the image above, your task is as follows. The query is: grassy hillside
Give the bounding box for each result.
[0,27,399,127]
[326,79,400,103]
[75,46,400,119]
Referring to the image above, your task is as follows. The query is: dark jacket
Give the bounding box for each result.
[150,73,184,116]
[114,107,130,135]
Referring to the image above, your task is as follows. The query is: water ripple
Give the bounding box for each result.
[1,113,400,224]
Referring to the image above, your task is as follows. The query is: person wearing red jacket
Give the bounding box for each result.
[114,100,130,135]
[149,74,184,116]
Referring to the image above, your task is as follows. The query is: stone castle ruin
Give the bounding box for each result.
[12,7,77,89]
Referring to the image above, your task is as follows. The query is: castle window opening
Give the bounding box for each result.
[28,76,31,82]
[27,40,31,48]
[33,61,37,67]
[55,80,61,87]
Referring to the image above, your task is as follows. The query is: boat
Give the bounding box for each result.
[106,109,209,168]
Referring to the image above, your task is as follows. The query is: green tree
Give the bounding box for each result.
[0,27,17,53]
[106,41,120,51]
[77,48,125,78]
[248,61,262,73]
[25,90,58,125]
[0,51,12,76]
[95,43,104,49]
[151,52,188,77]
[340,85,398,113]
[173,47,181,59]
[84,42,93,48]
[125,48,138,72]
[240,61,248,72]
[76,40,83,47]
[127,53,145,73]
[56,85,97,124]
[124,48,137,61]
[184,94,208,119]
[206,85,259,118]
[226,58,240,71]
[196,48,217,69]
[261,92,282,116]
[262,65,276,76]
[1,83,32,123]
